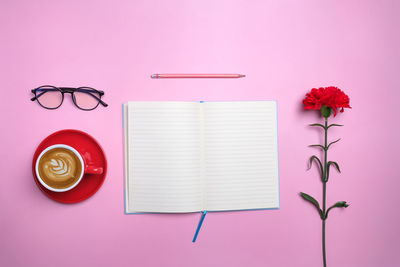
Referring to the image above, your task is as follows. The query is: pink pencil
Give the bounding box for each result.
[151,73,246,79]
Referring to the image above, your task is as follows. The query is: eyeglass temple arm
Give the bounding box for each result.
[99,98,108,107]
[31,89,48,101]
[96,91,108,107]
[31,89,36,101]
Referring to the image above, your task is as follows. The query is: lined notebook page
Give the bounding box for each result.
[203,101,279,211]
[125,102,203,213]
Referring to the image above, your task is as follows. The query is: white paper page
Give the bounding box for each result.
[203,101,279,211]
[125,102,203,213]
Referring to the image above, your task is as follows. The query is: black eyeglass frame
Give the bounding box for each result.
[31,85,108,111]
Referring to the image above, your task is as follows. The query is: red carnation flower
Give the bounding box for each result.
[303,86,351,117]
[301,86,351,267]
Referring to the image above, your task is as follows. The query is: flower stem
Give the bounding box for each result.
[322,118,328,267]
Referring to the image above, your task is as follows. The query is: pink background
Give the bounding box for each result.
[1,1,399,266]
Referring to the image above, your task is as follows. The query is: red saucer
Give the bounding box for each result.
[32,129,107,203]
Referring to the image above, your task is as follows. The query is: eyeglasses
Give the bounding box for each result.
[31,85,108,111]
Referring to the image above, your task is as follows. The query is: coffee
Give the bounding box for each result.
[37,147,83,190]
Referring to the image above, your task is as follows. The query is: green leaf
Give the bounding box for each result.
[309,144,326,150]
[300,192,324,219]
[325,161,341,181]
[325,201,349,219]
[327,138,341,150]
[328,161,341,172]
[309,123,326,130]
[308,155,323,176]
[327,124,344,129]
[321,106,332,118]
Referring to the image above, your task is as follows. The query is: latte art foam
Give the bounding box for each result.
[44,154,75,180]
[38,147,82,189]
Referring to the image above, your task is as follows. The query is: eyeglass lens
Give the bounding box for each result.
[73,88,101,110]
[36,86,63,109]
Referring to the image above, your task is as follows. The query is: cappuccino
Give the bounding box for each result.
[37,147,83,190]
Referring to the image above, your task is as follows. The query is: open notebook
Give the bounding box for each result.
[123,101,279,213]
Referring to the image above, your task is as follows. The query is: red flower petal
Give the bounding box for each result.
[302,86,351,116]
